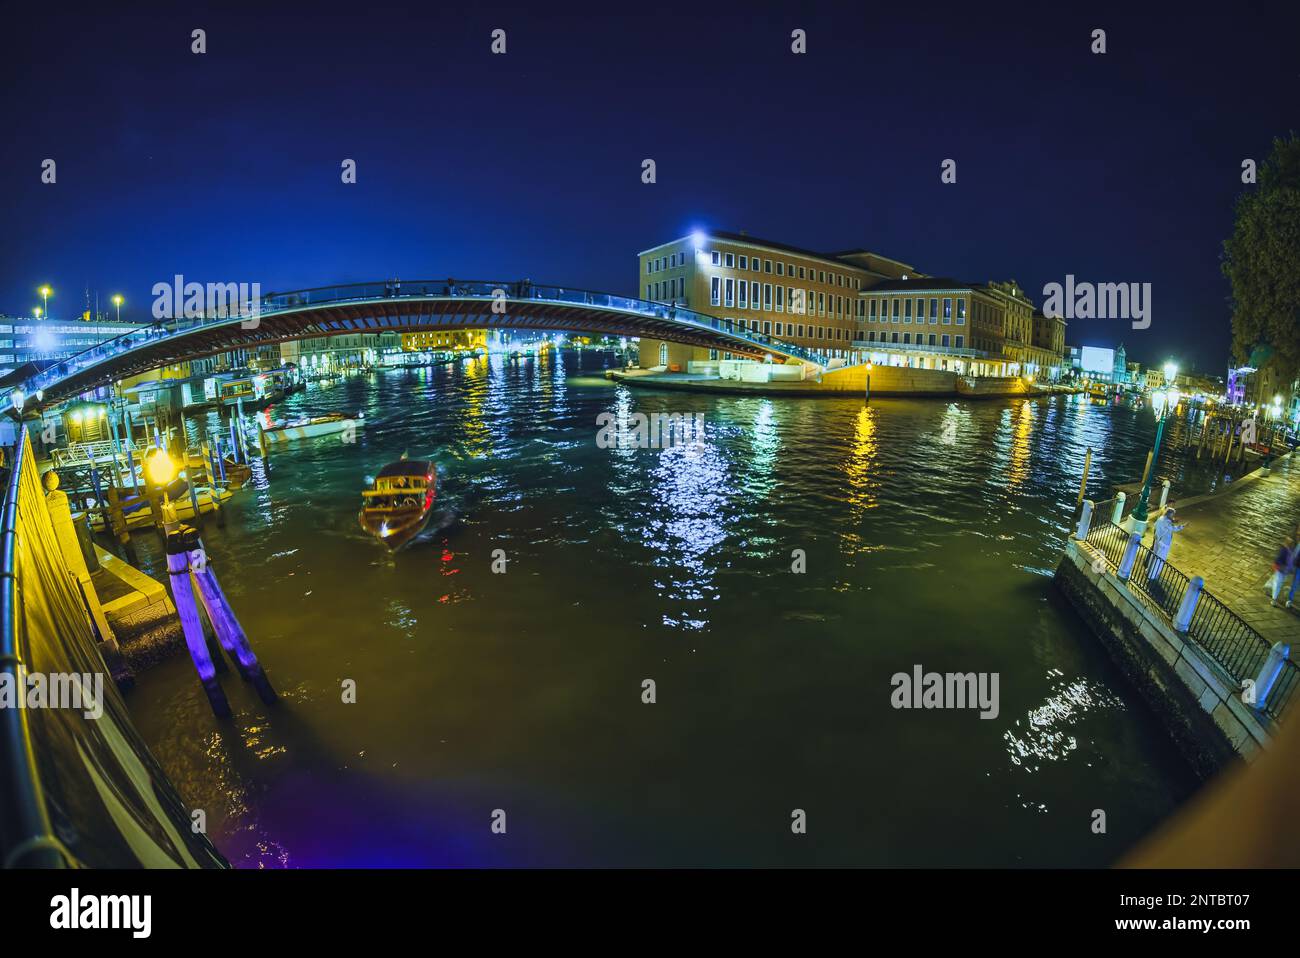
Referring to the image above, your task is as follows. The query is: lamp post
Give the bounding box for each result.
[38,285,51,320]
[112,294,123,322]
[865,361,873,404]
[1131,362,1179,529]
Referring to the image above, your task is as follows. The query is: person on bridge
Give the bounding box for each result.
[1147,506,1185,581]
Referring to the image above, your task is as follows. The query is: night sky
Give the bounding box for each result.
[1,1,1295,373]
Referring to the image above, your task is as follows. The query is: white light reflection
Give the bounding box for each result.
[1003,669,1126,810]
[644,424,730,631]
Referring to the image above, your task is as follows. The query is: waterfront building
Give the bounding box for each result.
[280,332,403,373]
[635,231,1067,379]
[636,230,895,370]
[401,329,487,353]
[0,313,153,376]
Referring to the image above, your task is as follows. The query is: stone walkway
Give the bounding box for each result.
[1154,453,1300,646]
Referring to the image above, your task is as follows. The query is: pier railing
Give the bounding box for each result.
[0,426,228,867]
[1079,509,1297,724]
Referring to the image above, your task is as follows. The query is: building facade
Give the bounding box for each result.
[635,231,1068,378]
[401,329,486,353]
[0,315,154,376]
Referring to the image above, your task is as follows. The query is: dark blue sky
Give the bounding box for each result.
[1,1,1295,372]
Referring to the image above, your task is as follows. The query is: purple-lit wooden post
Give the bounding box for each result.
[189,541,277,706]
[165,516,231,718]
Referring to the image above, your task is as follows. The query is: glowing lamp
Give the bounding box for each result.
[145,449,177,487]
[10,390,24,413]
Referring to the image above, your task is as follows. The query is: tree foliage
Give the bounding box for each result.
[1223,133,1300,380]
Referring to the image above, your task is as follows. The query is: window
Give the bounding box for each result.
[870,300,878,321]
[775,286,784,311]
[818,271,826,284]
[837,274,843,287]
[955,335,964,348]
[739,255,748,270]
[751,258,760,272]
[776,262,784,276]
[957,300,966,324]
[892,299,900,323]
[928,334,936,346]
[818,326,825,339]
[891,332,899,343]
[763,284,773,310]
[724,278,734,308]
[798,266,806,279]
[930,298,938,323]
[904,333,911,344]
[725,253,735,268]
[798,324,805,337]
[943,298,952,323]
[916,298,925,323]
[904,299,912,323]
[764,259,773,273]
[763,321,771,335]
[738,281,748,308]
[751,281,760,307]
[711,251,721,266]
[941,334,950,347]
[646,261,653,275]
[645,284,652,299]
[775,322,783,335]
[711,277,721,306]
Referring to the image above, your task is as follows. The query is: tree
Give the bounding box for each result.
[1223,133,1300,381]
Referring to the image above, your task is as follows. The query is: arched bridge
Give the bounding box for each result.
[20,280,832,403]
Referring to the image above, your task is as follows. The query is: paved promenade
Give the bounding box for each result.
[1155,453,1300,646]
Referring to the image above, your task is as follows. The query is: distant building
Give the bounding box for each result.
[0,314,154,376]
[401,329,486,353]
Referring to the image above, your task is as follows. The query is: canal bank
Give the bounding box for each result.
[609,366,1081,399]
[1054,453,1299,776]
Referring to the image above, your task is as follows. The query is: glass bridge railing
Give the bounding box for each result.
[20,281,829,398]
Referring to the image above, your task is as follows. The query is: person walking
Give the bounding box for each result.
[1148,506,1185,581]
[1271,536,1296,607]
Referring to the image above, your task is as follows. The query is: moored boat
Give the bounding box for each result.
[358,458,436,551]
[263,412,363,443]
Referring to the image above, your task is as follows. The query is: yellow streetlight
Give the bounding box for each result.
[145,448,177,490]
[111,294,124,322]
[38,285,51,319]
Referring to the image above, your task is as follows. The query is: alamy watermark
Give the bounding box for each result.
[1041,275,1151,330]
[890,664,999,719]
[596,411,705,450]
[0,672,103,720]
[152,274,262,329]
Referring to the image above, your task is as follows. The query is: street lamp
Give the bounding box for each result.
[865,361,873,404]
[38,285,51,319]
[112,294,123,322]
[1132,362,1179,528]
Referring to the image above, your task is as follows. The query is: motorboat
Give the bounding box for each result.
[262,412,363,443]
[358,458,436,551]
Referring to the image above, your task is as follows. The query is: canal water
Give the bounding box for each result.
[126,350,1199,867]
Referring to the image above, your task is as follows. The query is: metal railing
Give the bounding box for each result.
[18,279,843,398]
[1079,510,1297,723]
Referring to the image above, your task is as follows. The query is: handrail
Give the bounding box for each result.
[0,425,70,867]
[20,279,841,398]
[1084,517,1297,722]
